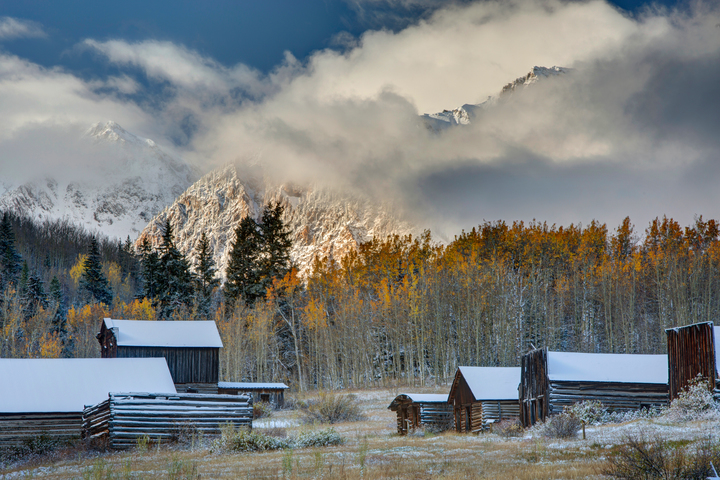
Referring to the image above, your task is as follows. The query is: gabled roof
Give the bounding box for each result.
[218,382,288,390]
[449,366,521,402]
[547,351,668,384]
[104,318,223,348]
[0,358,176,413]
[388,393,449,410]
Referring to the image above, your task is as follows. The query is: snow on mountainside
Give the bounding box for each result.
[0,122,199,239]
[136,163,416,278]
[422,66,568,132]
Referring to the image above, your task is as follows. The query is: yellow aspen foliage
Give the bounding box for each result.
[39,332,63,358]
[69,254,87,287]
[67,303,108,357]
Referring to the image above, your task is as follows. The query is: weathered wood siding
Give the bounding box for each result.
[667,322,718,400]
[82,392,252,450]
[389,399,453,435]
[217,387,285,407]
[449,373,520,433]
[0,413,82,448]
[114,346,218,385]
[520,348,549,427]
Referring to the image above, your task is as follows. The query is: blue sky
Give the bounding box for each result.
[1,0,718,233]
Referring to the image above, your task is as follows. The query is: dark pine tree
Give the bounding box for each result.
[139,237,162,304]
[49,276,67,335]
[224,216,264,308]
[79,236,113,305]
[259,202,292,288]
[157,218,194,319]
[0,212,22,292]
[22,271,47,320]
[193,232,219,320]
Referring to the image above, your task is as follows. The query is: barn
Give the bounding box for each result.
[0,358,176,448]
[98,318,223,393]
[217,382,289,408]
[388,393,453,435]
[447,366,521,433]
[666,321,720,400]
[519,348,669,427]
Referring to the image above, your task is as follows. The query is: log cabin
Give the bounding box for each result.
[217,382,288,408]
[447,366,521,433]
[388,393,453,434]
[0,358,175,448]
[98,318,223,393]
[666,321,720,400]
[519,348,669,427]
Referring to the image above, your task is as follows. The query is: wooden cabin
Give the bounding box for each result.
[0,358,175,448]
[447,366,521,433]
[388,394,453,435]
[83,392,252,449]
[218,382,288,408]
[519,348,669,427]
[98,318,223,393]
[666,321,720,400]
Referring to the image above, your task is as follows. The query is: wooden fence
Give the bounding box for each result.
[82,392,252,449]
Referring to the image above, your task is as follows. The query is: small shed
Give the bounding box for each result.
[388,393,453,435]
[0,358,176,448]
[666,321,720,400]
[217,382,289,408]
[519,348,669,427]
[98,318,223,393]
[447,366,521,433]
[83,392,252,449]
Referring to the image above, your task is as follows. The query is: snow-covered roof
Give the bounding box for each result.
[0,358,176,413]
[395,393,448,403]
[547,351,668,384]
[104,318,223,348]
[218,382,288,390]
[456,366,521,401]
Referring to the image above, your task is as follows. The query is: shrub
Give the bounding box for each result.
[565,400,607,425]
[298,392,365,424]
[537,411,582,439]
[664,375,718,422]
[605,435,720,479]
[253,401,273,419]
[493,419,524,438]
[294,428,345,448]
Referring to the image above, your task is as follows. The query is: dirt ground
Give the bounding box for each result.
[1,387,717,479]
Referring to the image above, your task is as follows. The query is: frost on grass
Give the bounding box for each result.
[210,424,344,453]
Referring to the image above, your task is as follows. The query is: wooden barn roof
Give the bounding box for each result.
[104,318,223,348]
[449,366,521,402]
[0,358,176,413]
[547,351,668,384]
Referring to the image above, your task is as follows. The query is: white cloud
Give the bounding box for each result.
[0,17,46,40]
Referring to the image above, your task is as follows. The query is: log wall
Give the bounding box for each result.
[667,322,718,400]
[82,392,252,449]
[0,413,82,448]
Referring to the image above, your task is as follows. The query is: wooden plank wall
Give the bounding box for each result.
[520,348,549,427]
[480,400,521,424]
[0,413,82,448]
[667,322,717,400]
[82,392,252,450]
[217,388,285,408]
[548,381,668,414]
[393,401,453,434]
[116,346,219,384]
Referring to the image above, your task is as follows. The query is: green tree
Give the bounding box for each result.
[0,212,22,292]
[79,236,113,305]
[22,271,47,320]
[157,218,194,319]
[193,232,219,319]
[259,202,293,288]
[139,237,162,304]
[224,216,264,308]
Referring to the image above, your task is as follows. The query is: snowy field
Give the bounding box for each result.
[1,387,718,479]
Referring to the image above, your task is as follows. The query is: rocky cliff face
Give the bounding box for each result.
[0,122,198,239]
[136,163,415,277]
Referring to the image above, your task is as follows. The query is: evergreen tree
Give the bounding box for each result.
[79,236,113,305]
[49,276,67,334]
[139,237,162,303]
[259,202,292,287]
[224,216,264,308]
[157,218,194,319]
[0,212,22,292]
[193,232,219,320]
[22,271,47,320]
